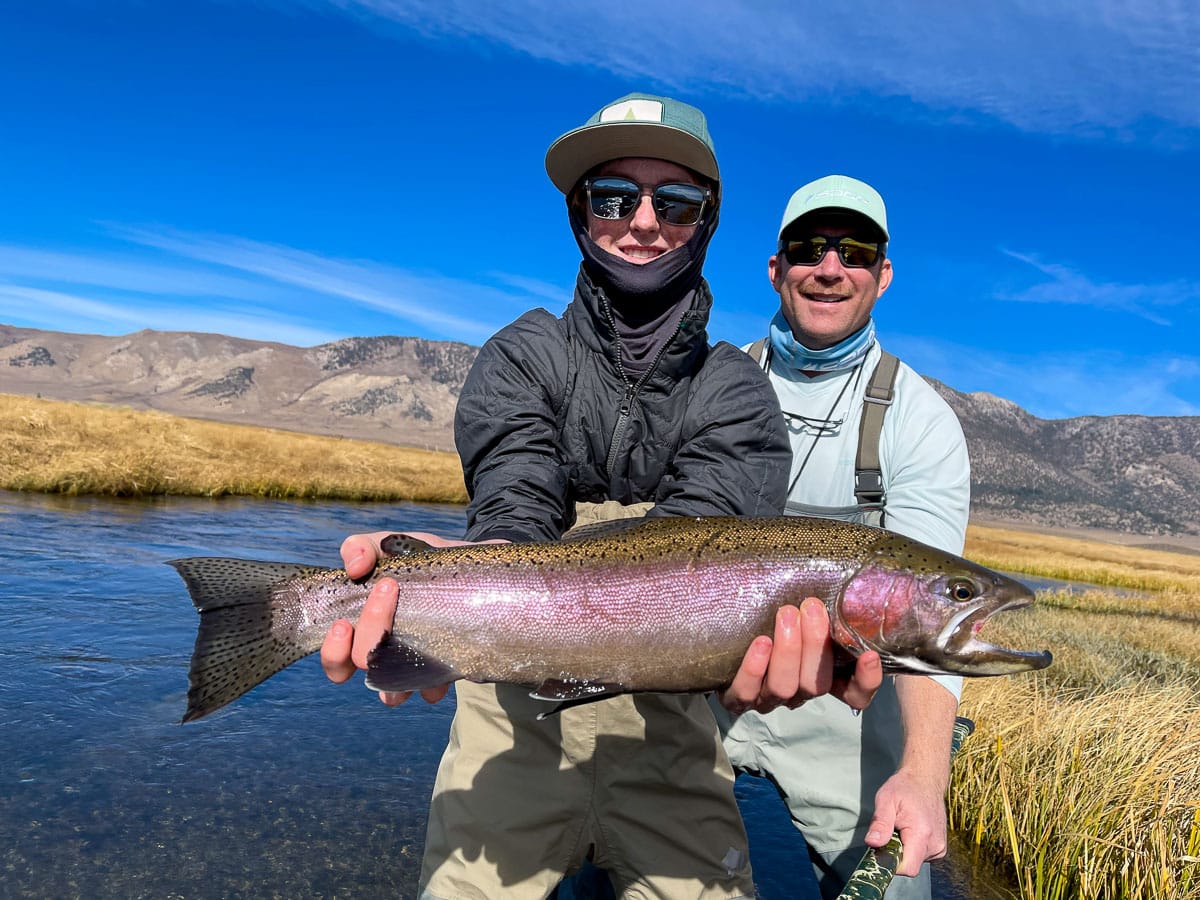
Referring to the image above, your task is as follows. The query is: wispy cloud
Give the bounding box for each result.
[0,281,341,347]
[487,271,573,307]
[997,250,1197,325]
[111,225,534,343]
[891,333,1200,419]
[336,0,1200,141]
[0,226,559,346]
[0,284,154,328]
[0,244,285,302]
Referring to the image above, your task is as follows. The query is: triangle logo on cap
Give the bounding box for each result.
[600,98,664,124]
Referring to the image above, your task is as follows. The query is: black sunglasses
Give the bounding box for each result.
[780,235,882,269]
[584,176,711,227]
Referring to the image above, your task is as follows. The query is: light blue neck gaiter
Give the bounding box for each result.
[767,311,875,374]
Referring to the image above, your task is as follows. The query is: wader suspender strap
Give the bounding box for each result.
[747,337,769,367]
[747,338,899,509]
[855,350,898,506]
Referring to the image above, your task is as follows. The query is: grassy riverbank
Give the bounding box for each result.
[0,393,467,503]
[5,392,1199,897]
[966,524,1200,594]
[960,517,1200,897]
[950,561,1200,897]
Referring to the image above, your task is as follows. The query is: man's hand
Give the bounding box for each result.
[861,673,958,876]
[863,768,948,877]
[719,597,882,714]
[319,530,488,707]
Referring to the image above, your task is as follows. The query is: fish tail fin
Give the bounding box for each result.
[169,557,327,723]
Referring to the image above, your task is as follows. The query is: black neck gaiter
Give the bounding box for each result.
[569,202,720,377]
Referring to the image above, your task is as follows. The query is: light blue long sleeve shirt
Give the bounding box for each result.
[713,337,972,856]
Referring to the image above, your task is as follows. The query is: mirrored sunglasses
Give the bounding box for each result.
[584,176,711,227]
[781,235,882,269]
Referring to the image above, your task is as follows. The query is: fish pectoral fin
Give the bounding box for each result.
[364,634,462,692]
[529,679,622,719]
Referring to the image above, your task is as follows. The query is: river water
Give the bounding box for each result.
[0,491,1011,899]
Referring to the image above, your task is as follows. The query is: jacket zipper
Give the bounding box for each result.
[602,299,682,479]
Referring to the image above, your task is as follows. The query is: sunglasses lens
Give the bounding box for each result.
[587,177,640,220]
[653,183,707,226]
[586,178,707,225]
[783,238,827,265]
[783,237,879,268]
[836,238,879,268]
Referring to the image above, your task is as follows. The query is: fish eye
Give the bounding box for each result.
[948,579,978,602]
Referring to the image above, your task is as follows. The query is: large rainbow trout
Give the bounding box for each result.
[171,515,1051,722]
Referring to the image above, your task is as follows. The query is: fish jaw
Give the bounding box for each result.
[933,589,1053,675]
[835,559,1053,677]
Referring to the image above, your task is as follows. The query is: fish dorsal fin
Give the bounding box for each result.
[379,534,438,556]
[365,632,463,692]
[529,678,621,719]
[561,517,650,542]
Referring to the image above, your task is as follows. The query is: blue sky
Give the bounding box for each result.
[2,1,1198,419]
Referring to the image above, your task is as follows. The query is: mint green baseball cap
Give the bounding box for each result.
[778,174,889,241]
[545,92,719,194]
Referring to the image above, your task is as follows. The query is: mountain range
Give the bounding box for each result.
[4,323,1198,543]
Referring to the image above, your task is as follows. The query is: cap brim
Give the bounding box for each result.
[782,206,889,242]
[545,122,719,194]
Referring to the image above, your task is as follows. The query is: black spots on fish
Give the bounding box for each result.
[691,529,733,558]
[867,533,959,575]
[168,557,339,721]
[501,556,544,571]
[169,558,319,611]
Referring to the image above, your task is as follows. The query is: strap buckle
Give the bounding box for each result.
[855,469,885,500]
[863,389,893,406]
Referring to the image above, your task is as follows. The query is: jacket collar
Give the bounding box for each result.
[566,265,712,384]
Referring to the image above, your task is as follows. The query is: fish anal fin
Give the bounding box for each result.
[365,633,462,693]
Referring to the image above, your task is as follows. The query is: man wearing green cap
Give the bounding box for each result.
[713,175,971,899]
[320,101,882,899]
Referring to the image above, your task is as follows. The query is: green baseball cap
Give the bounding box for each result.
[545,92,719,195]
[778,174,889,241]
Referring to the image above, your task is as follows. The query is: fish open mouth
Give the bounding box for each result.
[940,594,1053,675]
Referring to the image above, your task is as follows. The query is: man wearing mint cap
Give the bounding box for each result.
[711,174,971,899]
[320,100,882,898]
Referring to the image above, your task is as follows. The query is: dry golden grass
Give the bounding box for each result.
[984,593,1200,692]
[954,676,1200,900]
[966,524,1200,594]
[955,580,1200,898]
[0,393,468,503]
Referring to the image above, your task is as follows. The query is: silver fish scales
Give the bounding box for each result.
[171,515,1051,722]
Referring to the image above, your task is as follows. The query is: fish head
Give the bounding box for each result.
[832,538,1053,676]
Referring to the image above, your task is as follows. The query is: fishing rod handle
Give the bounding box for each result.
[833,716,975,900]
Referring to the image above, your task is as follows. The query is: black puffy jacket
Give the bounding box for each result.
[455,267,791,542]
